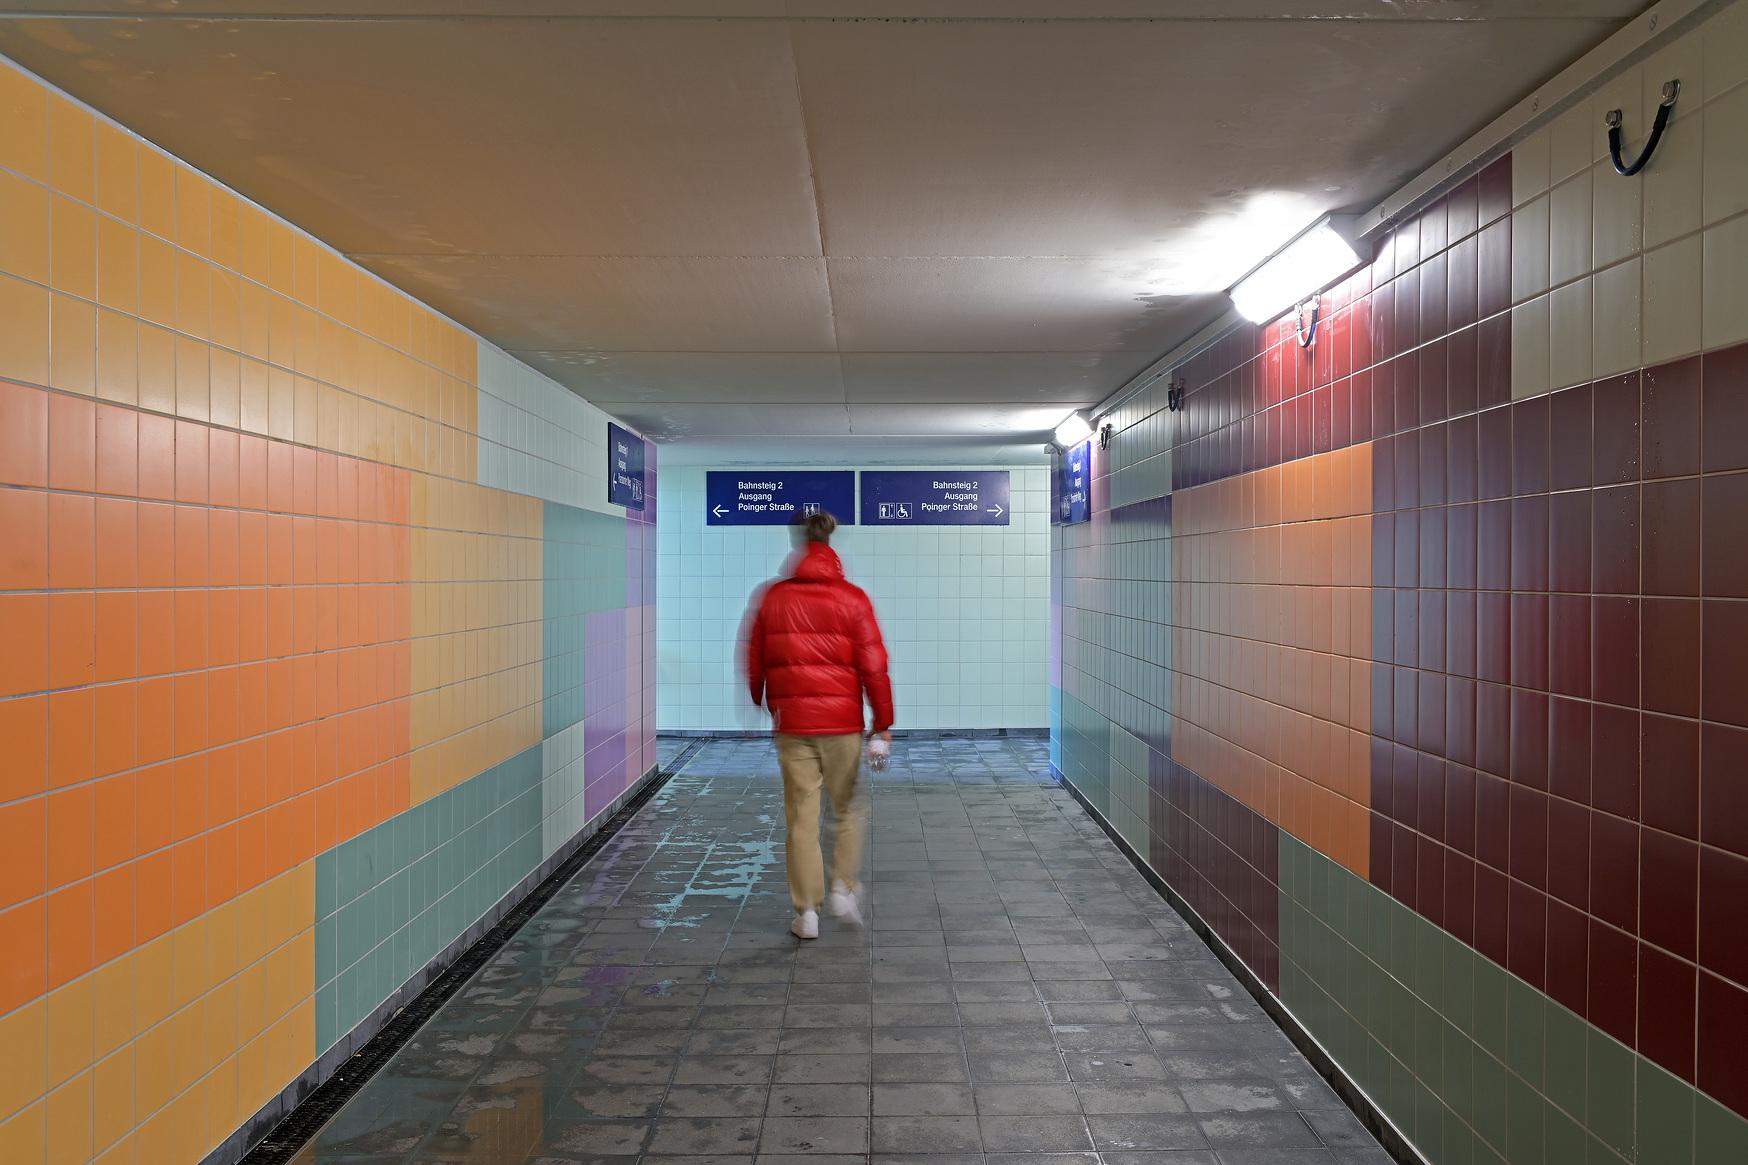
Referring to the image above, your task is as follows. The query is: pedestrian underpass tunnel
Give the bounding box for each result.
[0,3,1746,1164]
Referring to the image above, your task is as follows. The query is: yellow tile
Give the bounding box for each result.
[267,365,294,441]
[266,221,293,295]
[42,1069,92,1165]
[206,900,239,985]
[174,165,210,257]
[131,1021,173,1119]
[0,998,46,1122]
[0,169,50,284]
[239,356,269,435]
[238,280,269,359]
[95,214,138,314]
[291,235,320,305]
[137,233,174,328]
[132,936,172,1032]
[136,323,176,414]
[92,122,137,223]
[95,308,138,406]
[268,292,296,369]
[90,1048,134,1159]
[211,268,240,351]
[93,1130,135,1165]
[47,96,94,204]
[175,249,210,339]
[168,1006,202,1099]
[137,148,174,241]
[236,202,268,284]
[44,975,94,1090]
[175,334,210,423]
[211,348,241,430]
[201,982,238,1075]
[0,1101,46,1164]
[50,293,96,396]
[210,189,239,272]
[203,1057,239,1151]
[170,919,208,1012]
[0,63,49,181]
[0,270,50,386]
[49,195,96,300]
[88,956,135,1062]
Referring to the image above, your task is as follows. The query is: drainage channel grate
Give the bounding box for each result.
[239,739,709,1164]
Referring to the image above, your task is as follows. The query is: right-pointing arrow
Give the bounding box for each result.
[987,503,1004,517]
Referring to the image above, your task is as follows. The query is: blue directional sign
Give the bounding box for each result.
[859,471,1010,526]
[1057,440,1090,524]
[607,423,645,510]
[706,471,856,526]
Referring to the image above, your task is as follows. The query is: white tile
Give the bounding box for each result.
[1592,258,1642,378]
[1702,82,1748,226]
[1703,214,1748,349]
[1551,277,1593,390]
[1703,0,1748,99]
[1550,170,1594,285]
[1644,104,1704,249]
[1592,160,1643,268]
[1593,61,1646,170]
[1550,103,1596,185]
[1512,296,1552,399]
[1643,236,1703,364]
[1512,196,1552,302]
[1513,127,1552,206]
[1643,26,1704,114]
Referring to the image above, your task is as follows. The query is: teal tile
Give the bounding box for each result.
[1542,1001,1588,1121]
[1635,1060,1693,1165]
[1585,1027,1636,1160]
[1504,976,1546,1089]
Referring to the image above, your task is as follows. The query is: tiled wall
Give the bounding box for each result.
[0,56,655,1164]
[1052,4,1748,1161]
[658,465,1050,732]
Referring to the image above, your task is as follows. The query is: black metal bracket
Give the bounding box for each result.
[1165,378,1186,412]
[1607,79,1680,177]
[1097,422,1114,450]
[1295,294,1321,349]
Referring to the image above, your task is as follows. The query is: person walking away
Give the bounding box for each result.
[745,512,893,939]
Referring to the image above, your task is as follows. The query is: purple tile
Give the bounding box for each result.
[1593,371,1643,485]
[1549,383,1593,491]
[1701,342,1748,473]
[1642,355,1701,479]
[1592,484,1641,596]
[1642,477,1701,597]
[1591,596,1639,709]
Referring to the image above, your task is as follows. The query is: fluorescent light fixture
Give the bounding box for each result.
[1053,411,1094,449]
[1229,215,1366,324]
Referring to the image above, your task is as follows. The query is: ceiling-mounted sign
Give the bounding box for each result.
[1057,440,1090,525]
[705,471,857,526]
[859,471,1010,526]
[608,423,646,510]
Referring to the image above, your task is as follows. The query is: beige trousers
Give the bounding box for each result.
[775,732,865,911]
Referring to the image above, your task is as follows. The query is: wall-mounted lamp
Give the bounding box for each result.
[1053,410,1095,449]
[1229,214,1369,325]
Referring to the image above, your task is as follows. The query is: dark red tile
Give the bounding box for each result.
[1510,591,1549,691]
[1701,721,1748,855]
[1513,397,1551,497]
[1516,495,1555,592]
[1547,794,1590,909]
[1636,946,1696,1083]
[1449,413,1479,504]
[1700,846,1748,989]
[1478,499,1512,592]
[1445,760,1477,852]
[1549,696,1592,804]
[1511,687,1550,790]
[1448,590,1478,680]
[1549,491,1592,593]
[1421,257,1450,359]
[1373,282,1397,369]
[1421,508,1448,590]
[1642,477,1701,597]
[1590,811,1641,933]
[1476,767,1510,870]
[1592,596,1640,709]
[1393,665,1419,743]
[1420,671,1448,756]
[1549,383,1594,492]
[1446,848,1477,945]
[1474,863,1510,965]
[1546,898,1591,1015]
[1332,376,1353,450]
[1702,599,1748,728]
[1703,471,1748,598]
[1478,314,1511,408]
[1550,594,1593,700]
[1372,511,1396,587]
[1591,704,1642,821]
[1588,918,1639,1045]
[1642,355,1701,479]
[1640,829,1697,961]
[1701,342,1748,473]
[1478,155,1513,228]
[1419,834,1448,928]
[1697,972,1748,1113]
[1421,422,1450,507]
[1592,484,1641,596]
[1392,821,1418,911]
[1421,199,1449,259]
[1642,714,1699,841]
[1509,783,1550,889]
[1477,680,1511,780]
[1593,371,1643,485]
[1507,879,1548,988]
[1642,598,1701,718]
[1448,176,1480,242]
[1395,508,1420,589]
[1448,235,1479,334]
[1479,405,1513,499]
[1352,368,1374,444]
[1393,355,1420,436]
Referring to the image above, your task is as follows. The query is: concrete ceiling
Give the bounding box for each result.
[0,2,1645,444]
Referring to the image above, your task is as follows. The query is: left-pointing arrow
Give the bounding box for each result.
[712,505,729,518]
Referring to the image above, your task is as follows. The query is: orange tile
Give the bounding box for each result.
[93,683,137,780]
[0,592,50,698]
[0,486,48,589]
[209,511,239,590]
[136,235,174,332]
[49,195,97,302]
[133,850,171,945]
[135,679,173,768]
[0,897,47,1014]
[0,379,49,487]
[47,491,96,589]
[135,324,175,416]
[135,503,173,590]
[169,754,206,846]
[135,411,174,501]
[0,797,46,912]
[45,880,93,989]
[174,335,208,422]
[46,97,94,201]
[207,825,238,906]
[173,505,208,586]
[45,783,94,890]
[173,419,208,504]
[208,664,239,746]
[0,168,50,284]
[45,689,94,798]
[172,589,207,672]
[92,864,134,966]
[0,695,47,803]
[49,293,96,396]
[133,592,172,680]
[172,672,208,756]
[169,839,204,926]
[0,271,49,387]
[93,404,137,497]
[94,309,137,407]
[47,590,96,691]
[92,773,135,874]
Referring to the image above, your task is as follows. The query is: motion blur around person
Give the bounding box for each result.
[745,512,893,939]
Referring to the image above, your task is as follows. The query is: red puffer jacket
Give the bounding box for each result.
[747,542,894,735]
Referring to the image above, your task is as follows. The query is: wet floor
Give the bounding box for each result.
[289,736,1390,1165]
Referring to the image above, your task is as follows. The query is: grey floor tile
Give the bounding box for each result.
[870,1114,984,1154]
[646,1117,764,1155]
[872,1081,977,1116]
[979,1114,1096,1151]
[1196,1113,1322,1148]
[759,1116,870,1155]
[974,1082,1083,1115]
[768,1083,872,1117]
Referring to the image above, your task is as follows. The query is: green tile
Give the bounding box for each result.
[1505,976,1547,1089]
[1444,1020,1477,1124]
[1446,938,1476,1036]
[1414,1081,1445,1161]
[1586,1131,1627,1165]
[1695,1091,1748,1162]
[1635,1060,1693,1165]
[1416,1001,1446,1092]
[1542,1002,1588,1121]
[1473,1051,1510,1155]
[1586,1027,1636,1161]
[1415,920,1446,1013]
[1445,1112,1478,1165]
[1473,958,1510,1061]
[1546,1103,1588,1164]
[1390,899,1416,981]
[1506,1072,1547,1165]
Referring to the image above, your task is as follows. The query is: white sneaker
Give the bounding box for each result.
[790,910,819,940]
[826,881,862,926]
